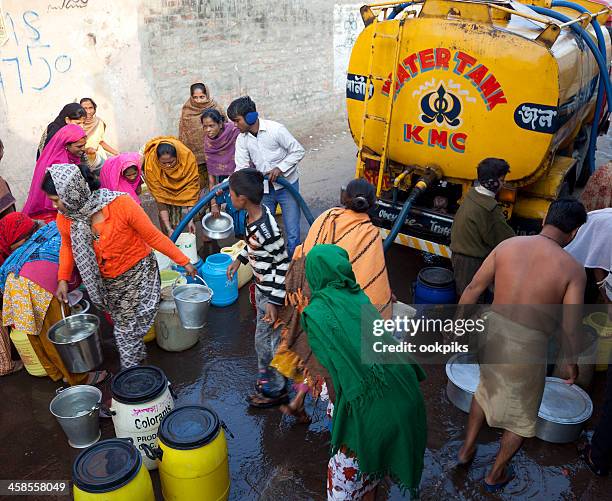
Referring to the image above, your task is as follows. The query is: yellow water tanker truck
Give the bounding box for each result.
[348,0,611,256]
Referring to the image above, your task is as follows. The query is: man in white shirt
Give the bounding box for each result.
[228,96,305,257]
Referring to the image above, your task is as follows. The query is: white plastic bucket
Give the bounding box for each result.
[175,233,198,264]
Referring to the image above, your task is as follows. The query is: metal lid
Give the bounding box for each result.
[111,366,168,404]
[158,405,220,450]
[538,377,593,424]
[72,439,141,493]
[418,267,455,288]
[445,353,480,394]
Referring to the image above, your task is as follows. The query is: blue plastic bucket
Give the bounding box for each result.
[414,267,456,304]
[201,253,239,307]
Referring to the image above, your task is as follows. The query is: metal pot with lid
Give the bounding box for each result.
[445,354,593,443]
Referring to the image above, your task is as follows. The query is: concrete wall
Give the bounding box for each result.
[0,0,362,206]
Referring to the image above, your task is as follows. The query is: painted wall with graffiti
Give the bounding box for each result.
[0,0,155,204]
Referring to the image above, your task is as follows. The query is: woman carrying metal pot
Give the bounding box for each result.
[0,212,103,384]
[41,163,197,369]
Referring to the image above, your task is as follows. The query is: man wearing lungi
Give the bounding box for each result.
[456,198,587,492]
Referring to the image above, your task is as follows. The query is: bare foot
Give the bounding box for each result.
[280,403,311,424]
[457,444,476,465]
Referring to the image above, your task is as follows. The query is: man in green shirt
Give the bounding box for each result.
[450,158,515,301]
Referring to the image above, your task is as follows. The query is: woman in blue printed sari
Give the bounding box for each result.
[0,213,107,384]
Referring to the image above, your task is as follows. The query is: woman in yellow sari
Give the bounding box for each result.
[143,137,200,236]
[272,179,393,422]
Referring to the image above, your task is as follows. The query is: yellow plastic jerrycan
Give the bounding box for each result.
[221,240,253,289]
[73,438,155,501]
[9,329,47,377]
[584,312,612,371]
[143,405,230,501]
[143,324,156,343]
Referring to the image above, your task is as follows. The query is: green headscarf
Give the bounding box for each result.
[302,244,427,495]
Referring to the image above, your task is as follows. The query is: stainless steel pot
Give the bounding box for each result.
[172,276,213,330]
[201,211,234,240]
[49,385,102,448]
[47,314,103,373]
[446,355,593,444]
[445,353,479,413]
[535,377,593,443]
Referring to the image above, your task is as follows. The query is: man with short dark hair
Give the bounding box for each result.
[227,96,305,258]
[450,158,515,300]
[457,198,587,492]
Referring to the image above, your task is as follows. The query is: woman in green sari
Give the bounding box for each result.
[301,244,427,500]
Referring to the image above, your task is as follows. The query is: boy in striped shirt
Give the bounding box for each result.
[227,169,290,407]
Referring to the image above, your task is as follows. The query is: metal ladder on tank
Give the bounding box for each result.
[355,14,406,197]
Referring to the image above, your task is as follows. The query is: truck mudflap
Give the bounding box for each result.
[370,199,454,257]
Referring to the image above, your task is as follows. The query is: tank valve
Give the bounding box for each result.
[415,166,442,192]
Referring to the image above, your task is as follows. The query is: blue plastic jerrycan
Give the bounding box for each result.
[201,253,239,307]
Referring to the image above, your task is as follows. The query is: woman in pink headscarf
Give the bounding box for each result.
[23,124,87,222]
[99,153,143,204]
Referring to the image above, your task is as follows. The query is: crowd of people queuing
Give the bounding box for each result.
[0,79,611,498]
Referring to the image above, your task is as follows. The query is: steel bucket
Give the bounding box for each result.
[172,276,213,330]
[49,385,102,448]
[47,312,103,373]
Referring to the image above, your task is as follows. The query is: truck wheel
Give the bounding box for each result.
[575,157,591,188]
[558,179,572,198]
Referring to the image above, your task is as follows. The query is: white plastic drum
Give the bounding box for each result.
[110,366,175,470]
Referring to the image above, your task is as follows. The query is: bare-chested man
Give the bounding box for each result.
[456,198,587,492]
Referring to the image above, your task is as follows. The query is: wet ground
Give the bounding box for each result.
[2,131,612,500]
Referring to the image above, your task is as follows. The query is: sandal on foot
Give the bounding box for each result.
[247,391,289,409]
[87,370,111,387]
[483,465,515,493]
[99,407,114,419]
[581,446,609,477]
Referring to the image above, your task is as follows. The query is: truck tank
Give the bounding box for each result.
[348,0,611,255]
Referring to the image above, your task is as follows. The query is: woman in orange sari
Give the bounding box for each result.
[143,137,200,237]
[271,179,393,422]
